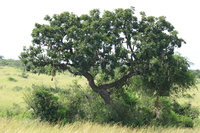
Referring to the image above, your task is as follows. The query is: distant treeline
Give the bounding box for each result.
[0,58,200,78]
[0,58,23,69]
[192,69,200,78]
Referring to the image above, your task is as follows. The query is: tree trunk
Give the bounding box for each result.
[82,71,135,104]
[153,96,159,118]
[98,89,112,104]
[154,96,159,108]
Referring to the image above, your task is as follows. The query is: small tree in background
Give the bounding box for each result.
[20,7,196,104]
[138,54,196,118]
[0,55,4,60]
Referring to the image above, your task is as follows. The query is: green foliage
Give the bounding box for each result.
[0,55,4,60]
[18,6,198,127]
[19,72,29,78]
[19,7,194,104]
[141,96,199,128]
[140,54,197,97]
[24,85,67,123]
[0,59,22,68]
[172,101,199,120]
[8,77,17,82]
[0,103,28,118]
[24,83,199,127]
[191,69,200,78]
[24,84,139,125]
[182,93,193,98]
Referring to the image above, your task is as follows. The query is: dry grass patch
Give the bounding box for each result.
[0,117,200,133]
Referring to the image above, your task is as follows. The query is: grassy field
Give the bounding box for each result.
[0,66,87,107]
[1,118,200,133]
[0,66,200,132]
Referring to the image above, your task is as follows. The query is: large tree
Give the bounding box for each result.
[20,7,195,104]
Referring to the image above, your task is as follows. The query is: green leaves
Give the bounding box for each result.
[140,54,196,96]
[20,7,194,98]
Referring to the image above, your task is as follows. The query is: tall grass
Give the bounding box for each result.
[0,117,200,133]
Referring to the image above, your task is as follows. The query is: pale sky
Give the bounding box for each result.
[0,0,199,69]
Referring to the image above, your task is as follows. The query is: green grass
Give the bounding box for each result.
[0,66,87,114]
[0,66,87,88]
[176,82,200,106]
[0,66,200,132]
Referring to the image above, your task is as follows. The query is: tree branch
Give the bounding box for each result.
[99,70,135,90]
[57,63,80,76]
[83,69,135,92]
[82,72,99,92]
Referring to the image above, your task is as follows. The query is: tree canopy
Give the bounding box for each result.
[20,7,196,104]
[0,55,4,60]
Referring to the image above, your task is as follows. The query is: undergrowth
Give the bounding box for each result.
[23,82,199,128]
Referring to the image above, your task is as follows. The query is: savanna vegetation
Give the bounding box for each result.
[0,61,200,132]
[1,6,200,132]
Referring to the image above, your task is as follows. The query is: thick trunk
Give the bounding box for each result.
[82,71,135,104]
[99,89,112,104]
[82,72,112,104]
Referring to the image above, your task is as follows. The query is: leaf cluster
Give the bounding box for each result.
[20,7,194,97]
[20,7,184,79]
[140,54,197,96]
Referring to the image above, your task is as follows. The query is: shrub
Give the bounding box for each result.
[172,101,199,119]
[8,77,17,82]
[182,93,193,98]
[24,84,199,127]
[24,85,67,123]
[150,97,198,127]
[20,72,29,78]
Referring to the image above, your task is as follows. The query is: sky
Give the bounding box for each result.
[0,0,199,69]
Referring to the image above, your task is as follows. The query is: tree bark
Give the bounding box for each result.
[83,71,135,104]
[154,96,159,108]
[153,96,160,118]
[82,72,112,104]
[98,89,112,104]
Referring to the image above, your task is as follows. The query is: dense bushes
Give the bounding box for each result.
[151,97,196,127]
[24,83,199,127]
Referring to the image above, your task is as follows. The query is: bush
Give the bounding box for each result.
[20,72,29,78]
[24,84,199,127]
[182,93,193,98]
[150,97,199,127]
[24,85,67,123]
[8,77,17,82]
[172,101,199,120]
[24,84,140,125]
